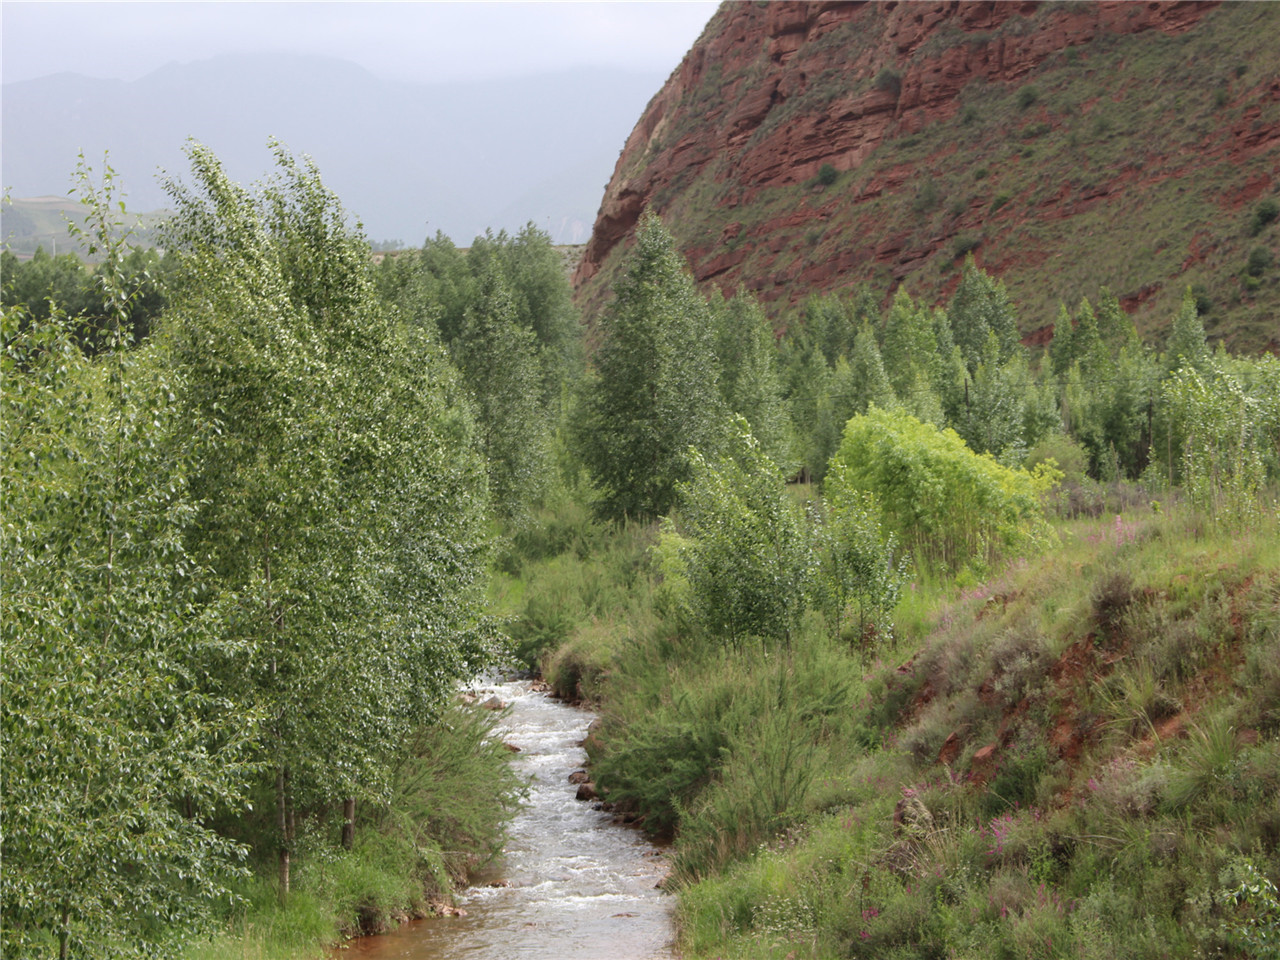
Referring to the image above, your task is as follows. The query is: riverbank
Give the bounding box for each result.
[506,491,1280,958]
[339,677,676,960]
[179,702,522,960]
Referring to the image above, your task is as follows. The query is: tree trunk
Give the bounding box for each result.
[342,797,356,851]
[277,766,291,899]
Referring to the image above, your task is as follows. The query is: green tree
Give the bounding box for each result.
[1094,286,1140,353]
[574,212,726,520]
[1163,357,1279,522]
[161,142,501,895]
[454,267,552,520]
[797,291,855,366]
[880,287,944,423]
[813,482,909,650]
[491,222,583,398]
[1165,286,1210,374]
[844,320,896,415]
[948,256,1021,374]
[2,162,254,958]
[954,331,1028,464]
[668,421,815,649]
[711,289,791,468]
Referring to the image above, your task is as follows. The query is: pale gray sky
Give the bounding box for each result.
[2,2,719,86]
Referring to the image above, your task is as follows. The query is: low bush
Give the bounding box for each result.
[828,407,1059,574]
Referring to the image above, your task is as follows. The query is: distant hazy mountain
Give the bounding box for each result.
[2,53,663,245]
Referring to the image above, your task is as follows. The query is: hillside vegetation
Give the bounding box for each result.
[504,218,1280,957]
[575,1,1280,353]
[519,496,1278,958]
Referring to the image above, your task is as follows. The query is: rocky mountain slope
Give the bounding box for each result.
[574,1,1280,352]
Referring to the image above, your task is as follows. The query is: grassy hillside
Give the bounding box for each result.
[2,195,168,259]
[503,487,1279,959]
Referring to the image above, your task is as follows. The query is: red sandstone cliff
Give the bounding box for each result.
[574,1,1280,351]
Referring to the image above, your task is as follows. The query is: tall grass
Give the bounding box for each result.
[565,486,1280,959]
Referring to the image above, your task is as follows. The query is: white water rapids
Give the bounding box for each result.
[339,677,677,959]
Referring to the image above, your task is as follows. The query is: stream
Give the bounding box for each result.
[338,677,678,959]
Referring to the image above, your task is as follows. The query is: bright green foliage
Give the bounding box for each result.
[948,256,1021,374]
[710,289,792,470]
[161,143,501,870]
[454,268,551,520]
[813,483,909,649]
[668,421,814,649]
[1165,287,1210,374]
[954,331,1029,464]
[829,407,1059,572]
[1162,357,1279,523]
[575,212,726,520]
[1223,859,1280,959]
[1,163,254,957]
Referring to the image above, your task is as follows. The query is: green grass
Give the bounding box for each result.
[546,485,1280,959]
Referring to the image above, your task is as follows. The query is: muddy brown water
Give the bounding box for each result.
[336,678,677,960]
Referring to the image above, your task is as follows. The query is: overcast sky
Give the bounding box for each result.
[2,1,720,86]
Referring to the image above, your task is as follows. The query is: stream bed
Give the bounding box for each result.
[338,677,677,960]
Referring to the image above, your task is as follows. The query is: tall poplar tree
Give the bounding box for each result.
[949,256,1021,374]
[711,290,791,469]
[2,162,253,958]
[575,213,726,521]
[454,267,551,520]
[161,143,499,895]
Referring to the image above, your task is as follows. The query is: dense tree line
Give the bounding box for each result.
[0,149,565,956]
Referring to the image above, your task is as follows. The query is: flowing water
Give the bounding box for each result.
[339,678,677,960]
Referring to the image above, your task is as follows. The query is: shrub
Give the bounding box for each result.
[953,232,982,257]
[874,67,902,96]
[1249,197,1278,235]
[1016,85,1039,109]
[1164,714,1244,811]
[813,490,910,651]
[669,421,815,649]
[1246,246,1273,277]
[1025,432,1089,486]
[828,407,1059,573]
[913,178,941,213]
[817,163,839,187]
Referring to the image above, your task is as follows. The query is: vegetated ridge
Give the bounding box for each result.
[574,1,1280,352]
